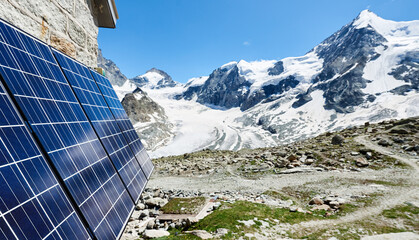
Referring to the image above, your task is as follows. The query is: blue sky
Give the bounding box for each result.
[98,0,419,83]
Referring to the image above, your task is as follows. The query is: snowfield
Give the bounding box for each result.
[139,86,277,158]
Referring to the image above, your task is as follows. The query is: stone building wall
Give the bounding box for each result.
[0,0,99,67]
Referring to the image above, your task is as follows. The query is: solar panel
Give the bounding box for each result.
[91,71,154,179]
[52,49,148,203]
[0,19,135,239]
[0,81,91,239]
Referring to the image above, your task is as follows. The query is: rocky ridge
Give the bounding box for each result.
[121,88,174,150]
[97,49,128,86]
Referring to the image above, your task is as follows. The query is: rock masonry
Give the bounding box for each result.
[0,0,99,67]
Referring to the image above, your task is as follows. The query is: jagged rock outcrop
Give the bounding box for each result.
[193,64,250,109]
[97,49,128,86]
[293,12,388,113]
[122,88,173,151]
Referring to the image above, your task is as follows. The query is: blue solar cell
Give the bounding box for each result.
[91,71,154,179]
[52,49,148,203]
[0,19,134,239]
[0,81,90,239]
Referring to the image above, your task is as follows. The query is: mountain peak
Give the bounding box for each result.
[353,9,384,30]
[352,9,419,37]
[356,9,378,20]
[147,68,168,75]
[131,68,177,89]
[221,61,238,70]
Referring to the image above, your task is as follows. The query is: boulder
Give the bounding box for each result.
[331,135,345,145]
[185,230,213,239]
[305,159,314,165]
[213,202,221,210]
[145,197,168,208]
[389,128,409,134]
[185,217,199,227]
[309,197,324,205]
[169,223,176,229]
[289,207,297,212]
[146,219,155,229]
[275,152,287,157]
[329,201,341,208]
[140,210,149,219]
[324,197,335,204]
[355,157,369,167]
[135,203,145,210]
[214,228,229,238]
[312,204,331,211]
[378,139,391,147]
[143,230,170,239]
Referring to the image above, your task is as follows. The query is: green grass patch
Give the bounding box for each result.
[357,179,406,187]
[281,186,318,203]
[262,190,291,201]
[192,201,324,234]
[382,204,419,231]
[160,197,206,214]
[292,220,407,240]
[156,229,201,240]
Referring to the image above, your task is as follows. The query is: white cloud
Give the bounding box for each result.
[243,41,250,46]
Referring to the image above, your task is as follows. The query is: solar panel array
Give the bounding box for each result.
[0,79,90,240]
[0,19,153,240]
[52,50,147,203]
[91,71,154,179]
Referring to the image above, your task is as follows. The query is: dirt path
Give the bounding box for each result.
[284,135,419,235]
[355,135,419,172]
[147,135,418,238]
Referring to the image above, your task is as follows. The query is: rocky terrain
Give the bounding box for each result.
[122,117,419,239]
[122,88,174,150]
[97,49,128,86]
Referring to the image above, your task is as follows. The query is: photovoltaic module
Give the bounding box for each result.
[0,18,153,240]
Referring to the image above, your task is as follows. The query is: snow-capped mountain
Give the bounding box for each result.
[97,53,173,151]
[177,10,418,114]
[131,68,178,89]
[104,10,419,158]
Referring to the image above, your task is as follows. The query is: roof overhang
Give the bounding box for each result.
[95,0,119,28]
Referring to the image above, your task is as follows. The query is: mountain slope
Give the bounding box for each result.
[107,10,419,157]
[131,68,178,89]
[121,88,173,150]
[177,10,418,113]
[97,53,173,151]
[97,49,128,86]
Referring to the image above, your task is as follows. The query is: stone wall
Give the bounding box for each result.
[0,0,99,67]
